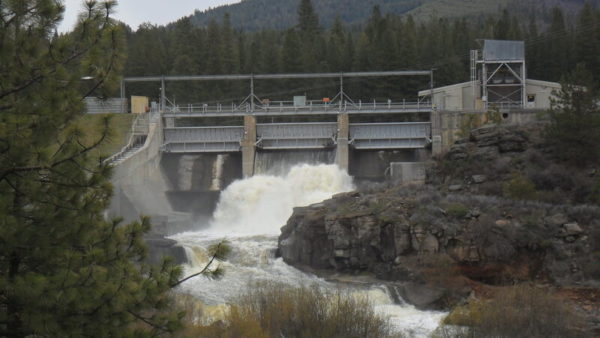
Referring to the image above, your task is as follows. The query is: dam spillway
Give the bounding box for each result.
[161,101,434,178]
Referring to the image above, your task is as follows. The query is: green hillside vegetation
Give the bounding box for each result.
[406,0,512,19]
[69,114,136,157]
[185,0,600,31]
[188,0,424,31]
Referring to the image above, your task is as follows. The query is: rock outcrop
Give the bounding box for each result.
[278,185,600,308]
[279,187,600,285]
[278,123,600,311]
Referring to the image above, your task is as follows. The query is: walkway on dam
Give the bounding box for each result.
[162,100,432,117]
[121,70,438,175]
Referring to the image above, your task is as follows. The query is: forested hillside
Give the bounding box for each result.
[187,0,600,31]
[124,1,600,105]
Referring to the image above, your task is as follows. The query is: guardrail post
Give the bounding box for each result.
[403,99,405,110]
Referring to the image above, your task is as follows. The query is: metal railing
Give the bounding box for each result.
[103,112,150,165]
[163,100,432,115]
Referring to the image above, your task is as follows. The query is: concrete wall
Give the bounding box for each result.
[390,162,426,185]
[349,149,426,181]
[109,117,193,234]
[432,109,544,154]
[526,80,560,109]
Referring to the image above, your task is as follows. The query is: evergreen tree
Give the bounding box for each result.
[525,15,541,79]
[545,7,570,81]
[546,64,600,166]
[326,17,347,72]
[282,29,303,73]
[495,9,512,39]
[575,3,599,81]
[297,0,320,39]
[0,1,184,336]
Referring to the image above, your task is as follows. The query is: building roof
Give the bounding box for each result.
[483,40,524,61]
[418,78,560,96]
[525,79,561,89]
[418,81,472,97]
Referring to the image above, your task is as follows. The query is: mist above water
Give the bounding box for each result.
[205,163,353,235]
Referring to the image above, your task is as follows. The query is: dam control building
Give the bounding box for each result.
[418,40,561,111]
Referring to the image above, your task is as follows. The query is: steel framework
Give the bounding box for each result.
[121,70,434,112]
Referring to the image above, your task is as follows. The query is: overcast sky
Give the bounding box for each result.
[59,0,241,32]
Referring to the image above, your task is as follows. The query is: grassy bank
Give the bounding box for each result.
[69,113,135,157]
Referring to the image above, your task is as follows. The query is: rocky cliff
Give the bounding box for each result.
[278,124,600,311]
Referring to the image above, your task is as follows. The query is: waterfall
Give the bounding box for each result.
[208,163,353,235]
[170,163,446,336]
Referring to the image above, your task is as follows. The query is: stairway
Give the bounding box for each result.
[109,137,146,165]
[103,112,150,166]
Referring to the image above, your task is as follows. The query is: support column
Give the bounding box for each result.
[430,109,442,156]
[336,113,349,171]
[242,115,256,177]
[160,77,166,111]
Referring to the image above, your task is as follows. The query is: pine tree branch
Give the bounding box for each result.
[170,243,223,288]
[127,310,172,334]
[81,30,119,99]
[0,4,115,101]
[0,118,110,181]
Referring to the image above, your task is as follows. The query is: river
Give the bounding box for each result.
[170,163,446,336]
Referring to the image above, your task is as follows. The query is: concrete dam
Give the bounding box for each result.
[110,70,540,233]
[108,71,443,230]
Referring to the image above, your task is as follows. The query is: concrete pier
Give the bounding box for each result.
[242,115,256,177]
[336,113,349,171]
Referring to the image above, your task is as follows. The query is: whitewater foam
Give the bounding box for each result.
[206,163,353,235]
[169,163,446,336]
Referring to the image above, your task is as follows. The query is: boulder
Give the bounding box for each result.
[546,213,568,227]
[472,146,498,160]
[144,236,187,265]
[472,175,487,184]
[498,134,527,152]
[398,283,447,310]
[448,144,469,161]
[564,222,584,236]
[421,234,440,254]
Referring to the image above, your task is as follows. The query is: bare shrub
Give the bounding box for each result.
[446,203,469,219]
[590,177,600,205]
[182,283,402,338]
[442,285,583,338]
[503,173,538,201]
[529,164,574,191]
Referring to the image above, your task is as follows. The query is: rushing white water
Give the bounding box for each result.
[170,163,446,336]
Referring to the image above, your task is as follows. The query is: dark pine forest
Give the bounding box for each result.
[123,0,600,105]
